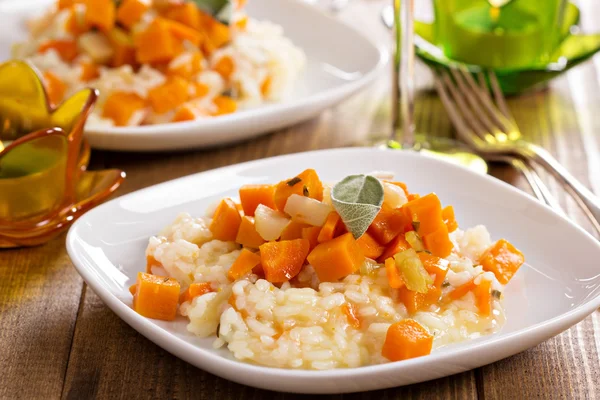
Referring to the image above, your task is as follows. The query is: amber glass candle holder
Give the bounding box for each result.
[0,61,125,248]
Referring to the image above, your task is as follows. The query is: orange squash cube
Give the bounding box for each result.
[356,232,385,260]
[179,282,212,304]
[273,169,324,211]
[307,232,364,282]
[116,0,148,29]
[235,216,265,249]
[132,272,180,321]
[134,18,178,64]
[228,248,262,281]
[260,239,310,283]
[83,0,115,32]
[238,184,277,216]
[165,2,201,30]
[479,239,525,284]
[422,224,453,258]
[382,319,433,362]
[38,39,79,62]
[102,91,146,126]
[368,207,412,245]
[147,76,189,114]
[209,198,242,241]
[43,71,67,107]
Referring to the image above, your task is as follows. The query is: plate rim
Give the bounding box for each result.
[66,147,600,393]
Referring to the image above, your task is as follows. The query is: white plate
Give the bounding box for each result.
[66,148,600,393]
[0,0,387,152]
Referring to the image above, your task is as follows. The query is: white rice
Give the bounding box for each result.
[145,213,506,369]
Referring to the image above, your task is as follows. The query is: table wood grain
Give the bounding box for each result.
[2,1,600,398]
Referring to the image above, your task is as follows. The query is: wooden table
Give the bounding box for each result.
[3,1,600,398]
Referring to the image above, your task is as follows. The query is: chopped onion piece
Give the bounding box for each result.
[78,32,114,64]
[383,182,408,209]
[360,258,382,275]
[283,194,331,227]
[254,204,290,241]
[405,231,425,252]
[393,249,433,293]
[367,170,395,181]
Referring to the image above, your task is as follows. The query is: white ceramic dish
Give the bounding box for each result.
[0,0,387,152]
[66,148,600,394]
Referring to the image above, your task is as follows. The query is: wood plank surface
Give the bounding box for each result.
[2,0,600,399]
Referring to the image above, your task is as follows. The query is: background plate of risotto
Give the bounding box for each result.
[0,0,387,151]
[67,148,600,393]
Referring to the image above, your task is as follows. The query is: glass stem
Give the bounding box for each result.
[393,0,415,149]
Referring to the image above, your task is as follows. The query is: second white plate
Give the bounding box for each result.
[0,0,387,151]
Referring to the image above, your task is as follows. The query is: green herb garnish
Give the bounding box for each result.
[331,174,384,239]
[286,176,302,186]
[302,185,309,196]
[412,221,420,232]
[442,281,450,288]
[189,0,233,24]
[492,290,502,299]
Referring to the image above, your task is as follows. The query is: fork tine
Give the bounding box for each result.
[449,68,505,138]
[456,68,515,136]
[488,71,521,140]
[434,69,490,146]
[438,69,495,143]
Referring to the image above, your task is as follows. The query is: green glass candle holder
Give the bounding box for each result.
[0,61,125,248]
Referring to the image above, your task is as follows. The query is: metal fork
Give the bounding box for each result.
[434,67,600,234]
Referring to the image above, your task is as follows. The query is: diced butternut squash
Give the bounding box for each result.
[368,207,412,245]
[148,76,189,114]
[239,184,276,216]
[385,257,404,289]
[65,8,89,35]
[228,249,262,281]
[166,19,203,46]
[102,91,146,126]
[129,283,137,295]
[209,198,242,241]
[403,193,444,236]
[398,285,441,314]
[83,0,115,32]
[448,279,475,300]
[317,212,341,243]
[134,18,178,63]
[274,169,324,211]
[172,104,197,122]
[132,272,180,321]
[479,239,524,284]
[419,252,448,289]
[307,232,364,282]
[280,221,308,241]
[213,96,237,115]
[116,0,148,29]
[165,2,201,30]
[213,55,234,80]
[235,216,265,249]
[381,319,433,362]
[108,28,136,67]
[377,234,410,263]
[422,224,453,258]
[193,82,209,98]
[356,232,385,260]
[38,39,79,62]
[179,282,212,303]
[302,226,321,251]
[342,302,361,329]
[58,0,77,10]
[442,205,458,233]
[206,19,231,48]
[79,62,99,81]
[260,239,310,283]
[475,279,492,316]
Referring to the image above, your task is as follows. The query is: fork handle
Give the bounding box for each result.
[519,142,600,224]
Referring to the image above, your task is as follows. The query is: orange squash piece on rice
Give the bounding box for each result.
[307,233,364,282]
[179,282,213,304]
[260,239,310,283]
[382,319,433,362]
[356,232,385,260]
[368,207,412,245]
[273,169,324,211]
[235,216,265,248]
[209,198,242,241]
[132,272,180,321]
[228,249,262,281]
[148,76,189,114]
[102,91,146,126]
[239,184,276,216]
[479,239,524,284]
[116,0,148,29]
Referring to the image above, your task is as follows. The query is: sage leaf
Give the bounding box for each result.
[331,174,384,239]
[189,0,233,24]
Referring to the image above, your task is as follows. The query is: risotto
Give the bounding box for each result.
[131,169,525,369]
[12,0,305,127]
